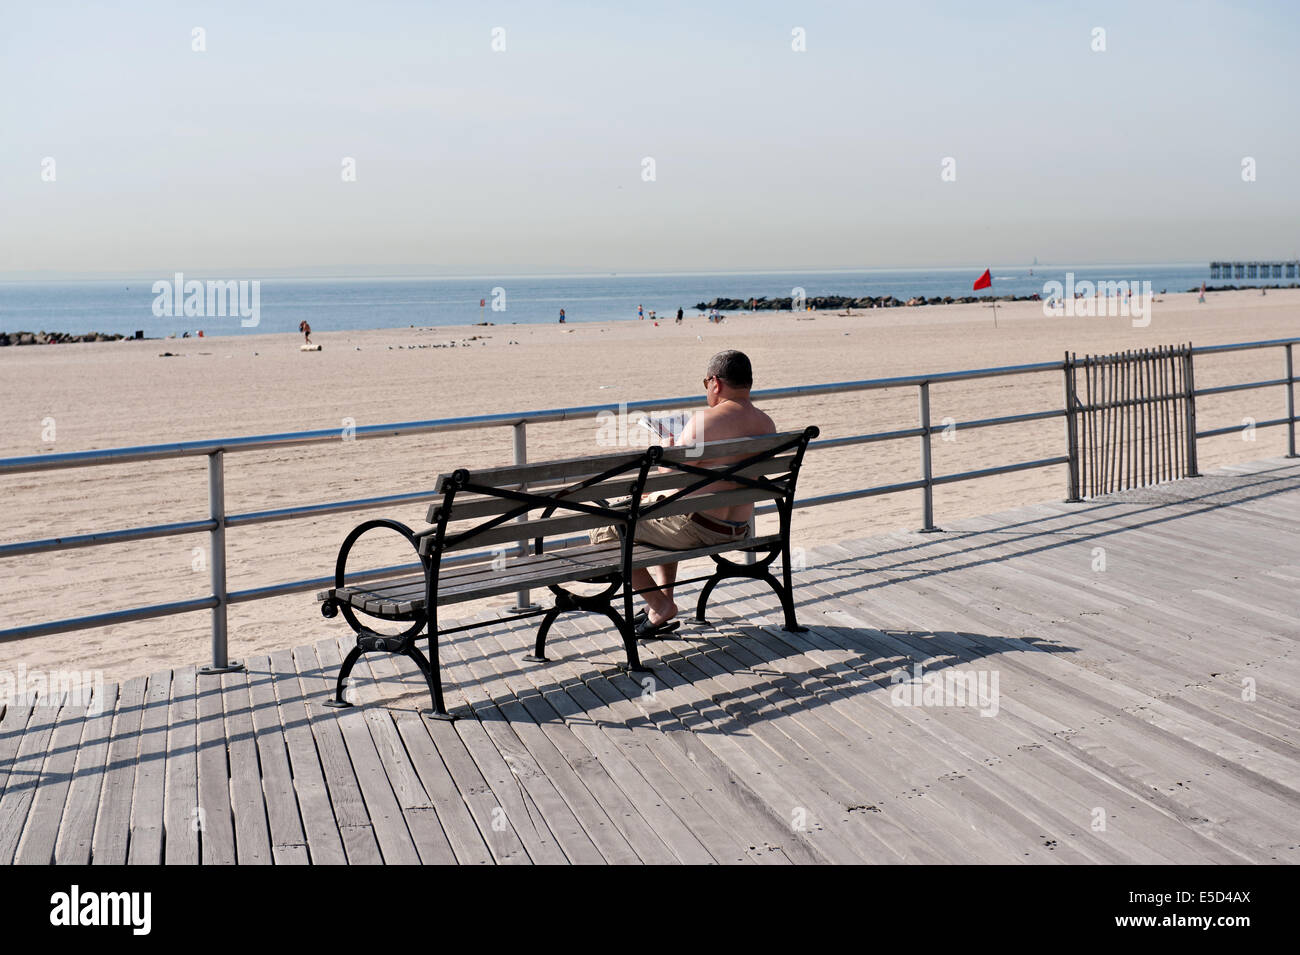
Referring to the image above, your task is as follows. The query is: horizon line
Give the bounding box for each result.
[0,260,1220,285]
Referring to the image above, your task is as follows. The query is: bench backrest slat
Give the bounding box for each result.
[417,428,815,558]
[426,451,798,524]
[422,484,778,554]
[434,431,803,494]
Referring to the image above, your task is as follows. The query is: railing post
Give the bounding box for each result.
[918,382,939,532]
[1183,344,1200,477]
[1063,352,1082,501]
[510,422,541,612]
[200,450,243,674]
[1287,343,1297,458]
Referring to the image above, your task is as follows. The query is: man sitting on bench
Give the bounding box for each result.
[590,349,775,637]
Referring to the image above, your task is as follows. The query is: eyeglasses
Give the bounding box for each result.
[703,375,721,389]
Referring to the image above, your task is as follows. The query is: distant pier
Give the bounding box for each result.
[1209,260,1299,281]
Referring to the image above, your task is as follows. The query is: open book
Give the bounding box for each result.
[636,413,689,443]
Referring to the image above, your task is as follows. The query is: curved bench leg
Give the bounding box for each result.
[601,605,649,673]
[694,550,805,633]
[407,643,454,721]
[767,570,806,633]
[778,535,806,632]
[523,607,562,663]
[323,645,362,708]
[694,575,721,625]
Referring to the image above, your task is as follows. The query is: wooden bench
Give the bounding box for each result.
[316,427,819,719]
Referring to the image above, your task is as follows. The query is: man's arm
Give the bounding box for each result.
[675,411,696,447]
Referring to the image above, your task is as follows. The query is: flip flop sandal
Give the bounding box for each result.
[632,609,648,627]
[635,618,681,639]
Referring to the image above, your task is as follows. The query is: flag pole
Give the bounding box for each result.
[974,267,996,328]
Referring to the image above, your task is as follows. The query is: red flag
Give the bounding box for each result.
[973,268,992,291]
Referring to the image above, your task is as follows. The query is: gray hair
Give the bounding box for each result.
[706,350,753,389]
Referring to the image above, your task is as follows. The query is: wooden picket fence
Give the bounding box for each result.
[1064,344,1197,499]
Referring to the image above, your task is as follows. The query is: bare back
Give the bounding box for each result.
[676,398,776,522]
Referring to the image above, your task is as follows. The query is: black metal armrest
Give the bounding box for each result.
[321,518,428,619]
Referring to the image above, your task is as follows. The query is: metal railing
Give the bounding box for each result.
[1,336,1295,670]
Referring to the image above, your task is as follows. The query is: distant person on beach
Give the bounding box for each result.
[299,321,312,344]
[676,306,683,324]
[559,308,566,324]
[589,350,774,637]
[638,304,644,321]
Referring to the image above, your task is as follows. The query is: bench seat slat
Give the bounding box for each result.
[326,544,632,611]
[315,541,624,604]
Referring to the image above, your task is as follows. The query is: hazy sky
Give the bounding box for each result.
[2,0,1297,276]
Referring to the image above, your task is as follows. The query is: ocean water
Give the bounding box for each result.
[0,264,1224,340]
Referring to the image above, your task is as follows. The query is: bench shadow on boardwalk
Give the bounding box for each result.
[1,458,1296,864]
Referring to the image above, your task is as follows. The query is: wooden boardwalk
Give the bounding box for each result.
[2,458,1297,864]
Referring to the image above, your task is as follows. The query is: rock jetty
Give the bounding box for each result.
[0,330,129,346]
[694,294,1037,311]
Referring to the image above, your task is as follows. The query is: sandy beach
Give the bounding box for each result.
[2,289,1296,681]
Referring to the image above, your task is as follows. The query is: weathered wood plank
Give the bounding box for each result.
[798,546,1294,861]
[464,617,685,864]
[195,670,236,865]
[311,640,420,864]
[551,611,868,864]
[0,690,65,863]
[293,643,381,864]
[163,666,200,865]
[245,655,309,858]
[442,613,650,864]
[359,650,492,864]
[220,668,274,864]
[705,602,1051,863]
[0,699,35,803]
[91,675,147,864]
[126,670,171,864]
[53,683,117,864]
[267,647,347,865]
[431,617,579,864]
[14,697,88,865]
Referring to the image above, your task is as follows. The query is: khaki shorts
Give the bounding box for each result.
[589,493,751,551]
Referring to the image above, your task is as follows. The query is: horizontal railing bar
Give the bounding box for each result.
[1196,417,1292,439]
[945,408,1066,432]
[0,518,216,558]
[1190,337,1300,356]
[0,596,218,642]
[1194,378,1290,397]
[787,479,930,510]
[811,427,925,449]
[931,455,1070,486]
[1074,393,1184,413]
[0,540,594,641]
[226,489,441,528]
